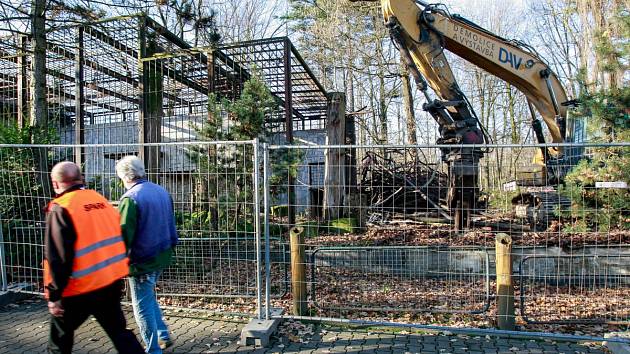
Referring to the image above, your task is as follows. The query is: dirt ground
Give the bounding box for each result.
[154,221,630,338]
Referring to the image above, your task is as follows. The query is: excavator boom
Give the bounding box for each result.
[382,0,568,145]
[351,0,574,230]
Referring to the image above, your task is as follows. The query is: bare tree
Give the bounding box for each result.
[399,57,417,145]
[214,0,284,42]
[532,0,628,92]
[286,0,401,144]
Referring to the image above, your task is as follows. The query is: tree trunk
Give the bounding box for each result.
[506,84,519,145]
[30,0,52,209]
[474,71,490,190]
[506,84,518,177]
[400,58,417,146]
[378,75,388,144]
[376,40,388,144]
[323,92,346,220]
[347,70,355,113]
[30,0,47,130]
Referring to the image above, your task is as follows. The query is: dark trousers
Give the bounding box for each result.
[48,280,145,354]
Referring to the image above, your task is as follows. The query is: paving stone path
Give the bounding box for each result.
[0,300,609,353]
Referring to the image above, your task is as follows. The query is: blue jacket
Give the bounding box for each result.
[121,180,178,264]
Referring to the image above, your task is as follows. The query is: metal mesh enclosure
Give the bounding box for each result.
[0,17,328,150]
[0,14,329,318]
[310,247,490,314]
[265,144,630,334]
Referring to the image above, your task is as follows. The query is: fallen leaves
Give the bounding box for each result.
[305,224,630,248]
[275,319,316,343]
[149,222,629,339]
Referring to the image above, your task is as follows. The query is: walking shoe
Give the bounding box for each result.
[159,338,174,350]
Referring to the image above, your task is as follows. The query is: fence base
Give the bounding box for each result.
[240,317,281,347]
[0,283,36,307]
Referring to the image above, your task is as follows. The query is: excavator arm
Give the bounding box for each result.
[382,0,569,147]
[366,0,574,229]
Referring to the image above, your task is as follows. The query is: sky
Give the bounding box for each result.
[440,0,526,13]
[271,0,529,41]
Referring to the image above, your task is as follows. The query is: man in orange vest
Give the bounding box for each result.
[44,161,144,354]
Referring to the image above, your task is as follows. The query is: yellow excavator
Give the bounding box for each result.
[355,0,580,230]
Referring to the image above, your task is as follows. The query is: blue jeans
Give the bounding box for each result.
[128,271,170,354]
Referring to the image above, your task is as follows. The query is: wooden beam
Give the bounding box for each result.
[323,92,346,220]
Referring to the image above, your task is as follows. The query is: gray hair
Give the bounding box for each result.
[116,155,146,182]
[51,161,82,184]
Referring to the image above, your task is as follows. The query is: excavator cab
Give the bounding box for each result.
[511,109,586,230]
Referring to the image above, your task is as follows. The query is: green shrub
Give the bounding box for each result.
[560,87,630,231]
[271,205,289,218]
[0,124,57,223]
[328,217,358,234]
[561,156,630,231]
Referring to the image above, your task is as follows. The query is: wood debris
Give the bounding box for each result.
[358,150,449,219]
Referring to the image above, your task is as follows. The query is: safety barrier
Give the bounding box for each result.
[1,141,629,338]
[0,141,266,316]
[263,143,630,337]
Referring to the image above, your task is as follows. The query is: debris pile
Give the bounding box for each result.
[358,150,449,218]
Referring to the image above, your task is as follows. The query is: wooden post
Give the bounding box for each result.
[495,233,515,330]
[290,226,307,316]
[323,92,346,220]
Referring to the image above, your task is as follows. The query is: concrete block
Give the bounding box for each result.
[604,332,630,354]
[240,317,281,347]
[241,307,284,347]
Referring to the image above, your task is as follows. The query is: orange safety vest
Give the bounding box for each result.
[43,189,129,298]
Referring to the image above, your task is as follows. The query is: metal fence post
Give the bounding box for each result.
[263,143,271,320]
[0,220,7,291]
[253,139,262,320]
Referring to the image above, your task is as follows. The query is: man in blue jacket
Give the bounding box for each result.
[116,156,179,353]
